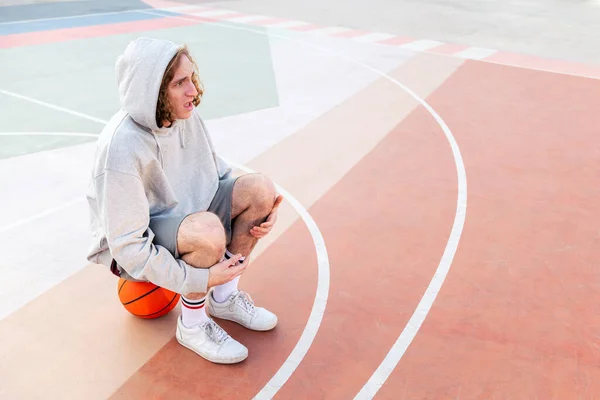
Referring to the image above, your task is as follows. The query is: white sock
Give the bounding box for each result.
[212,249,245,303]
[181,295,209,328]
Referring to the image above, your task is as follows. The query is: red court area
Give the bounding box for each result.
[108,61,600,398]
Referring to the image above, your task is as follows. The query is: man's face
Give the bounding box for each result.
[166,55,198,121]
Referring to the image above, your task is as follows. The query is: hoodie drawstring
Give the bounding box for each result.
[180,126,186,148]
[152,134,164,168]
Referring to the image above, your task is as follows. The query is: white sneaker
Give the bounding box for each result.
[176,315,248,364]
[207,290,278,331]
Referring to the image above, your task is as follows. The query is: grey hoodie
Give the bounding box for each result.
[85,37,231,294]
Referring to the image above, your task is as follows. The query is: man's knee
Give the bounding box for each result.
[177,212,226,261]
[239,173,276,212]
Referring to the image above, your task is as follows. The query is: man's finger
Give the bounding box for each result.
[265,211,276,222]
[264,210,277,224]
[267,196,283,215]
[273,194,283,209]
[253,223,271,230]
[220,253,241,267]
[229,262,247,276]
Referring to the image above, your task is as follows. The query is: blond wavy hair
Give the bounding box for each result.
[156,46,204,127]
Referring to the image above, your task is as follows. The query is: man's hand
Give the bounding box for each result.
[250,194,283,239]
[207,253,246,288]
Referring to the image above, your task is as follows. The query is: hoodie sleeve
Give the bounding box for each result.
[215,155,232,180]
[96,169,210,294]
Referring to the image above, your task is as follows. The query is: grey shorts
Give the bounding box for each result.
[110,176,238,278]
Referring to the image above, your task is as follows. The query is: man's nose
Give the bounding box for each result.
[186,82,198,97]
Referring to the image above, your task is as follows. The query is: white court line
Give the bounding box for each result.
[0,131,98,138]
[226,15,271,24]
[0,196,84,235]
[0,137,329,319]
[0,133,100,235]
[454,47,497,60]
[0,92,332,399]
[264,20,310,29]
[159,5,202,12]
[140,9,467,399]
[0,132,330,375]
[353,32,397,43]
[4,11,467,397]
[401,39,445,51]
[234,164,330,399]
[188,9,238,17]
[0,5,215,26]
[310,26,352,36]
[0,132,97,234]
[0,89,106,124]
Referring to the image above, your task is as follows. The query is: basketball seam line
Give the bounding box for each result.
[132,293,180,317]
[118,279,127,294]
[122,285,161,305]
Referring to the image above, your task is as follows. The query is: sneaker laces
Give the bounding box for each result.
[231,291,255,314]
[203,319,229,344]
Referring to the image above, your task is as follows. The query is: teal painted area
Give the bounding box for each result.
[0,135,96,160]
[0,22,279,158]
[189,23,280,119]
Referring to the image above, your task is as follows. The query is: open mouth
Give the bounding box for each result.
[184,101,193,110]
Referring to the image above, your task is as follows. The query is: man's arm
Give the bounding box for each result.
[96,169,210,293]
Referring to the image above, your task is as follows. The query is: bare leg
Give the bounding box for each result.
[176,211,226,300]
[228,173,277,258]
[206,173,279,330]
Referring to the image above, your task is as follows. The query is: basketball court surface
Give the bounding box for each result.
[1,0,599,398]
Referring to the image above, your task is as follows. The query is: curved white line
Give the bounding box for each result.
[352,81,467,400]
[140,9,467,398]
[2,14,467,397]
[233,163,330,400]
[0,132,330,400]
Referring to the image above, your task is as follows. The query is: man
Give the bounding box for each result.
[86,37,282,364]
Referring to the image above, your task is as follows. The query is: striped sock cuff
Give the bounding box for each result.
[182,296,205,309]
[225,249,246,263]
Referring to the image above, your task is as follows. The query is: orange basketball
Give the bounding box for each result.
[117,278,181,319]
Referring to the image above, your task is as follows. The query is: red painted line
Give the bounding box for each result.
[288,23,321,32]
[191,11,247,21]
[377,36,417,46]
[332,29,370,39]
[0,16,204,49]
[176,6,208,14]
[251,17,289,26]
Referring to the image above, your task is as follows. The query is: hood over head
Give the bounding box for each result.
[115,37,183,132]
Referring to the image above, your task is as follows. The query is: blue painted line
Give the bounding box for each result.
[0,10,182,36]
[0,0,151,23]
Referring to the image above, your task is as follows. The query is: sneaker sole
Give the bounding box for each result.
[176,338,248,364]
[209,314,278,331]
